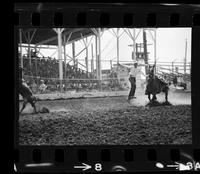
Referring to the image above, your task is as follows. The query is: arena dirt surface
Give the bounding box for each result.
[19,96,192,145]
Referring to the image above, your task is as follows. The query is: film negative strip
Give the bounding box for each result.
[14,3,200,173]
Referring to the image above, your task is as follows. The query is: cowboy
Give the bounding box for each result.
[128,61,147,101]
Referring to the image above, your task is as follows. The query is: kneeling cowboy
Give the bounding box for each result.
[128,61,147,101]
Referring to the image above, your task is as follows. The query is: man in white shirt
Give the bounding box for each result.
[128,61,147,101]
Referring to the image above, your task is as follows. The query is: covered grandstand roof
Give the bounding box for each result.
[21,28,104,46]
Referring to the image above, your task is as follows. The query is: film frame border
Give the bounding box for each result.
[14,3,200,172]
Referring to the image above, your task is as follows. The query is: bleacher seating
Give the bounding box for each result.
[19,56,97,92]
[20,56,92,79]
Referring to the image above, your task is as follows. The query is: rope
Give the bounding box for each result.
[24,75,122,81]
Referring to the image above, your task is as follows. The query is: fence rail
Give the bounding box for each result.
[19,56,191,94]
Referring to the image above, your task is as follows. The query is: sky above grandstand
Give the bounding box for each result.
[20,28,191,70]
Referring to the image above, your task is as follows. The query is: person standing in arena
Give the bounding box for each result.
[128,61,147,102]
[39,79,47,93]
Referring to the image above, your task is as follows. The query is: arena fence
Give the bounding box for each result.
[23,75,131,94]
[19,56,191,94]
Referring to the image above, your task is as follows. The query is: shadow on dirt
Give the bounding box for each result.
[38,107,50,113]
[20,107,50,115]
[146,100,172,107]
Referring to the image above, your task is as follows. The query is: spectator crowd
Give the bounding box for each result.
[21,55,92,79]
[19,55,101,93]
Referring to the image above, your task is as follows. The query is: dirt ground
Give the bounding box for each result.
[19,92,192,145]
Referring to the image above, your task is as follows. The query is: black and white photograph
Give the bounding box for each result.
[18,28,192,145]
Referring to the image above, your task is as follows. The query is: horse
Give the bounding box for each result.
[145,65,169,102]
[18,67,38,114]
[19,79,38,114]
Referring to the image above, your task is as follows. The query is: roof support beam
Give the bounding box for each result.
[19,29,23,68]
[63,32,72,79]
[30,29,37,43]
[72,42,76,67]
[20,44,57,49]
[108,28,124,79]
[22,29,29,43]
[27,31,31,66]
[53,28,64,92]
[80,34,94,74]
[35,28,82,46]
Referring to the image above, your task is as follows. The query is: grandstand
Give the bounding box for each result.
[18,28,191,95]
[20,55,100,93]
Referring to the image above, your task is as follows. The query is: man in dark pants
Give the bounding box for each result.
[128,61,146,102]
[128,76,136,100]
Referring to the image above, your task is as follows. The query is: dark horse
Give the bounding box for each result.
[145,65,169,102]
[19,67,37,114]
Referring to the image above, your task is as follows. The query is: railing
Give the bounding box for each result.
[19,56,191,93]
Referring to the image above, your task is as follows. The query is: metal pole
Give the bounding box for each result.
[27,31,32,68]
[63,35,67,80]
[57,28,63,92]
[117,28,119,65]
[98,28,102,81]
[85,37,88,77]
[95,35,98,79]
[154,29,157,75]
[184,39,187,75]
[143,30,148,74]
[116,28,120,82]
[91,44,94,76]
[34,46,38,82]
[19,29,23,68]
[133,28,136,61]
[97,28,102,91]
[35,55,38,81]
[72,42,76,67]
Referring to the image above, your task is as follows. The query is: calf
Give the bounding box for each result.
[145,65,169,102]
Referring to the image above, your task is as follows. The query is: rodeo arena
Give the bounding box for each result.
[18,28,192,145]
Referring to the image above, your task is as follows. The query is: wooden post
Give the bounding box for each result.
[63,35,67,80]
[34,46,38,81]
[98,28,102,91]
[72,42,76,67]
[133,28,136,61]
[95,35,98,79]
[116,28,120,82]
[91,44,94,77]
[53,28,64,92]
[154,29,157,75]
[184,39,187,75]
[27,31,32,69]
[19,29,23,68]
[85,37,88,77]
